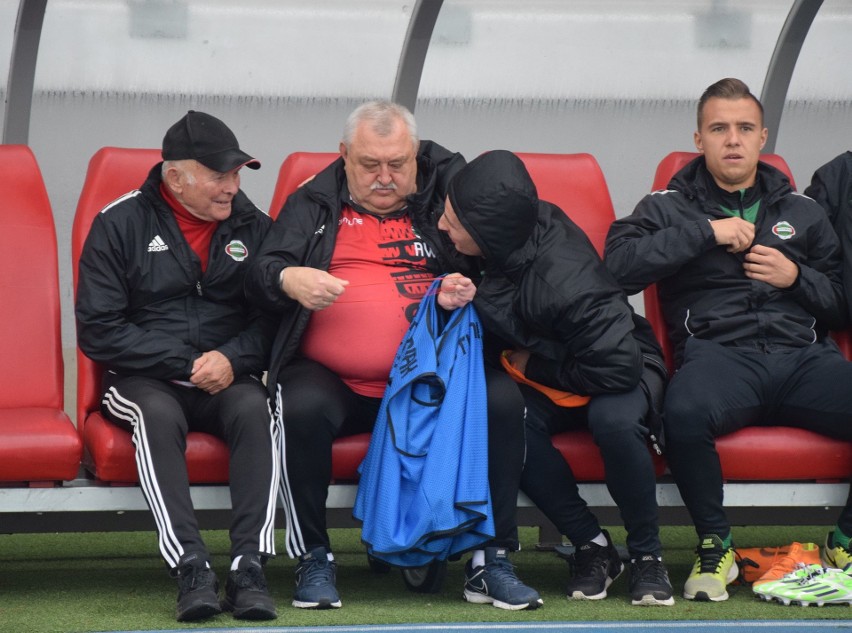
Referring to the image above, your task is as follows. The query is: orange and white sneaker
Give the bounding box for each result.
[751,542,821,587]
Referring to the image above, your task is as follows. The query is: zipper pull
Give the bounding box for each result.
[196,281,203,296]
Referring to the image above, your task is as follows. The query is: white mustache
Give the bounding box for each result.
[371,182,397,191]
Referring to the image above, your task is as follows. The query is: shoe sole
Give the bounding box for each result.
[292,599,342,609]
[176,601,222,622]
[683,561,738,602]
[631,593,675,606]
[463,589,543,611]
[683,589,729,602]
[223,600,277,620]
[756,592,852,607]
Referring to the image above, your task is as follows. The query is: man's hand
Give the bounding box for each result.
[190,350,234,395]
[281,266,349,311]
[710,216,755,253]
[437,273,476,310]
[743,244,798,288]
[505,348,531,374]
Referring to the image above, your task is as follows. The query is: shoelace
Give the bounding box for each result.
[696,545,728,574]
[789,563,826,585]
[178,565,215,591]
[574,543,608,577]
[634,558,667,584]
[233,564,267,591]
[486,558,524,586]
[299,557,335,587]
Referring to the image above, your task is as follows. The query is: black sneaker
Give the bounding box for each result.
[629,555,675,606]
[172,552,222,622]
[565,530,624,600]
[223,554,277,620]
[463,547,543,610]
[293,546,342,609]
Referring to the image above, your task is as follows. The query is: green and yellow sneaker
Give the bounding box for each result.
[684,534,738,601]
[823,531,852,572]
[754,564,852,606]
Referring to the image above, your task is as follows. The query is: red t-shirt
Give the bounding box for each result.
[299,206,437,397]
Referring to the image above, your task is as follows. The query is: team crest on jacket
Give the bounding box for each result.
[772,221,795,240]
[225,240,248,261]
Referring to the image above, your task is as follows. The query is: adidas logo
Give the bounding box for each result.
[147,235,169,252]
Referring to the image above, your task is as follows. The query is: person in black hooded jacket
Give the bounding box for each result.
[804,150,852,318]
[247,101,541,611]
[605,78,852,602]
[438,149,674,606]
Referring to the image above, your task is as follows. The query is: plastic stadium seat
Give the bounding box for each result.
[516,152,614,257]
[643,151,852,481]
[650,151,796,193]
[0,145,82,483]
[270,150,661,482]
[72,147,229,483]
[268,152,338,220]
[516,152,664,479]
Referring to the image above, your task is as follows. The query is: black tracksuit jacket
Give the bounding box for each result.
[76,164,275,380]
[605,156,846,368]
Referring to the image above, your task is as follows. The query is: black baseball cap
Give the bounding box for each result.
[162,110,260,173]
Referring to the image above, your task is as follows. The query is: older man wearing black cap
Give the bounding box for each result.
[76,111,279,622]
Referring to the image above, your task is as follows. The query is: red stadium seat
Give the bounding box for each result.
[268,152,338,220]
[642,151,852,481]
[517,152,664,479]
[651,151,796,192]
[72,147,230,483]
[0,145,82,483]
[270,150,662,483]
[516,152,614,257]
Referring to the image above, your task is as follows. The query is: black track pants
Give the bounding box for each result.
[277,358,526,558]
[100,373,279,568]
[664,338,852,539]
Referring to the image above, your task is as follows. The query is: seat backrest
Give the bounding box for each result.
[651,151,796,192]
[268,152,339,220]
[269,151,617,255]
[515,152,615,257]
[72,147,162,429]
[645,151,797,370]
[0,145,64,409]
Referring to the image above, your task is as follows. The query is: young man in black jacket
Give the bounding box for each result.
[438,149,674,606]
[247,101,540,611]
[76,111,279,622]
[803,151,852,571]
[606,78,852,601]
[806,151,852,319]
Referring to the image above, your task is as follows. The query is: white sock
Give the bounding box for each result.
[231,555,242,571]
[590,532,608,547]
[472,550,485,568]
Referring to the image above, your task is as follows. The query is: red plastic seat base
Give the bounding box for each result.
[82,413,229,483]
[0,408,82,482]
[717,427,851,481]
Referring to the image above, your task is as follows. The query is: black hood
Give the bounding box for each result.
[447,150,539,268]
